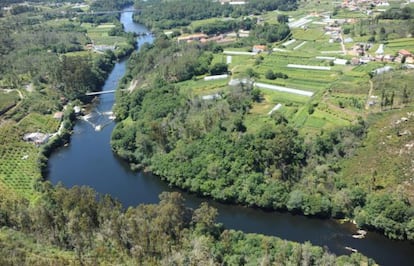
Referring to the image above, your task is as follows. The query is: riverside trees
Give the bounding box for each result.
[0,184,374,265]
[112,30,413,240]
[134,0,298,29]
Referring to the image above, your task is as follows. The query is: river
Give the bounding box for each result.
[47,8,413,265]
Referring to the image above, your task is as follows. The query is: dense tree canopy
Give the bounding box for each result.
[377,6,414,20]
[133,0,298,29]
[0,185,373,265]
[251,23,291,43]
[113,32,413,240]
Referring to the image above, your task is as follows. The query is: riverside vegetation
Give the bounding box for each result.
[0,0,376,264]
[112,0,414,242]
[0,0,137,198]
[0,185,373,265]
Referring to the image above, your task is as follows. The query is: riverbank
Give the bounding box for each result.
[47,6,414,266]
[111,13,414,245]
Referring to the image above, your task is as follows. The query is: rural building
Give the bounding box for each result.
[406,56,414,64]
[396,49,414,63]
[383,54,395,62]
[398,49,412,57]
[23,132,51,145]
[252,45,266,53]
[177,33,208,43]
[351,57,360,65]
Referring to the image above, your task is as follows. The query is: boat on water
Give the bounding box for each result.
[345,246,358,253]
[352,229,367,239]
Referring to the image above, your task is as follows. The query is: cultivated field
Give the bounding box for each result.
[0,113,60,198]
[82,23,127,46]
[0,91,20,113]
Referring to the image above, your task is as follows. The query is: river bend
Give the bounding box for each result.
[47,8,414,266]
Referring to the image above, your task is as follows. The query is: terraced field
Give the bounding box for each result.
[385,38,414,53]
[0,91,20,114]
[208,35,373,134]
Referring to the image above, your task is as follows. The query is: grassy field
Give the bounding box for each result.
[82,22,127,46]
[208,29,374,134]
[0,91,20,113]
[385,38,414,54]
[370,69,414,110]
[340,106,414,203]
[196,0,412,137]
[189,17,238,29]
[18,113,60,133]
[291,27,327,42]
[343,19,413,46]
[178,78,229,96]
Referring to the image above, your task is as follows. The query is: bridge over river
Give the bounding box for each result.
[86,90,116,96]
[85,89,127,96]
[74,9,140,15]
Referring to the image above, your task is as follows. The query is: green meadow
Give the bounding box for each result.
[0,91,20,113]
[82,23,127,46]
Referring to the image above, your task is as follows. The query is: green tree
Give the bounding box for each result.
[287,190,306,213]
[265,69,276,80]
[209,62,228,75]
[192,202,218,235]
[277,14,289,24]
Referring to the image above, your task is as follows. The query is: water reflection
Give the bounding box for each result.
[47,8,414,266]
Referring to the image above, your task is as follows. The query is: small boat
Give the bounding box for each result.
[345,246,358,253]
[352,234,364,239]
[352,229,367,239]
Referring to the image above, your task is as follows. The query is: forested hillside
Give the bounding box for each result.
[0,0,412,264]
[112,0,414,241]
[133,0,297,29]
[0,183,373,265]
[0,0,139,122]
